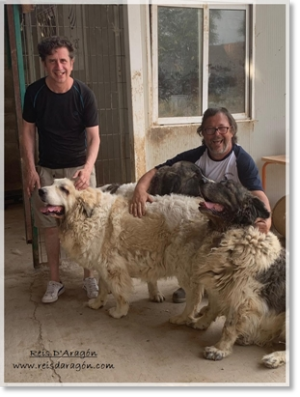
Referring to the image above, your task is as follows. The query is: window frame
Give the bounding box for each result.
[151,3,252,125]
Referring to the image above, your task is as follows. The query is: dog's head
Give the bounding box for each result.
[198,178,270,229]
[38,178,99,219]
[149,161,208,197]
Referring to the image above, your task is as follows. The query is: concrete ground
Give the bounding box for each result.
[3,202,288,386]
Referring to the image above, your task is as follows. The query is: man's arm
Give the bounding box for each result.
[73,126,100,190]
[22,120,40,196]
[251,190,272,233]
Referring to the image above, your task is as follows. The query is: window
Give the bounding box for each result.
[152,4,250,124]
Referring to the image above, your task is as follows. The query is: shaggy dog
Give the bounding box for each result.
[38,178,208,320]
[100,161,204,198]
[98,161,205,302]
[185,178,286,369]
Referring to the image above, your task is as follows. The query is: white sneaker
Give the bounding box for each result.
[83,277,99,298]
[42,281,65,303]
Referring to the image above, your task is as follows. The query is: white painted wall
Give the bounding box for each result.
[252,4,287,208]
[128,3,288,210]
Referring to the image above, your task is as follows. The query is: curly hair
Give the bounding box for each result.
[37,36,75,61]
[197,107,238,144]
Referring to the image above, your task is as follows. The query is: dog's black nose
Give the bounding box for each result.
[38,188,45,198]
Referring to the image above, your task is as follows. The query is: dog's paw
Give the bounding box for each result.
[185,316,198,326]
[261,352,286,369]
[149,292,165,303]
[87,297,107,310]
[169,314,189,325]
[235,335,253,346]
[198,305,210,316]
[203,346,227,361]
[108,305,129,319]
[192,316,212,330]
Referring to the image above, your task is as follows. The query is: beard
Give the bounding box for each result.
[206,137,232,158]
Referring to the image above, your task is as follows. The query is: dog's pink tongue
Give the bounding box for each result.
[201,202,224,212]
[40,206,63,214]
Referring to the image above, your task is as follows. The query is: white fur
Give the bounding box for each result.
[41,178,207,320]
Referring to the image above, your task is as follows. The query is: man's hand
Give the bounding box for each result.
[251,190,272,234]
[129,189,154,218]
[128,168,157,217]
[26,169,41,197]
[73,167,92,190]
[255,216,272,234]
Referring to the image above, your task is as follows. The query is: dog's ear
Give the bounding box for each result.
[252,196,271,219]
[77,197,94,218]
[82,201,94,218]
[181,176,202,197]
[77,189,100,218]
[162,172,181,195]
[238,196,270,225]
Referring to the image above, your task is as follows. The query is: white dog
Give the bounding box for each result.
[39,178,207,320]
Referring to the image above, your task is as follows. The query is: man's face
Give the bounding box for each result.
[201,113,234,160]
[43,47,74,85]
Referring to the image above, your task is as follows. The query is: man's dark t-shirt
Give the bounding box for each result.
[23,77,99,169]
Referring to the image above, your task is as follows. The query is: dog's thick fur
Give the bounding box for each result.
[185,179,286,369]
[100,161,204,198]
[39,178,208,320]
[98,161,205,305]
[40,162,205,307]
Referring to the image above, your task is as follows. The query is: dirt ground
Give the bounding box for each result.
[3,202,288,387]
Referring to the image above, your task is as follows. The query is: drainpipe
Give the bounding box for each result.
[6,4,40,268]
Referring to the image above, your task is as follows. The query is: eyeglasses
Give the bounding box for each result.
[203,126,230,135]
